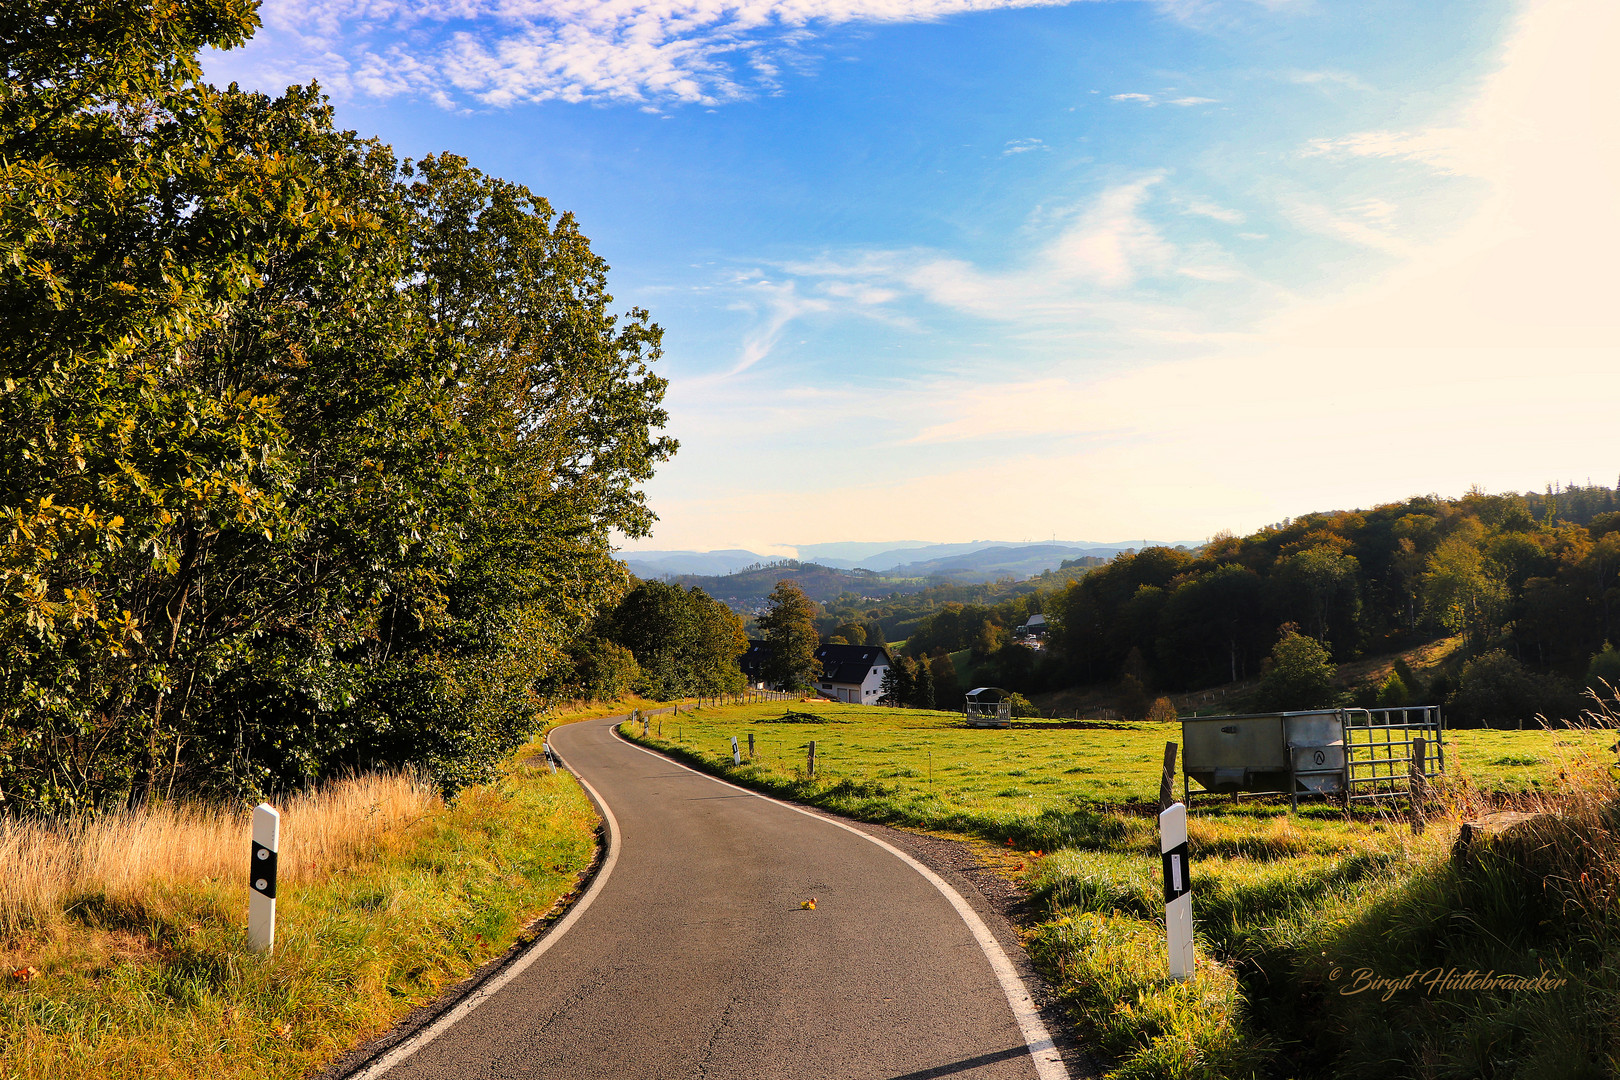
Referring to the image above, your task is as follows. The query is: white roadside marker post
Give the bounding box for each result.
[249,803,280,952]
[1159,800,1193,979]
[732,736,741,765]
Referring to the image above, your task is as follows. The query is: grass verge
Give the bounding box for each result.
[0,762,597,1080]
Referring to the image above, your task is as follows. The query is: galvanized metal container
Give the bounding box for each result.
[1180,707,1440,808]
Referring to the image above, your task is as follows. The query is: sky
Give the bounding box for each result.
[205,0,1620,556]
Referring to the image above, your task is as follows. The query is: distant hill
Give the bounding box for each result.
[663,561,926,610]
[618,549,768,577]
[888,544,1118,581]
[621,539,1204,580]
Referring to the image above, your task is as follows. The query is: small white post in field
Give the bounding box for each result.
[1159,800,1193,979]
[732,736,741,765]
[248,803,280,952]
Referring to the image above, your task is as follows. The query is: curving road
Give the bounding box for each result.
[354,713,1072,1080]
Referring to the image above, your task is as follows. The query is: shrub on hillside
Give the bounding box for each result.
[1005,692,1041,718]
[1251,629,1338,711]
[1447,649,1583,726]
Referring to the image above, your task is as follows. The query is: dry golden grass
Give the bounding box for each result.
[0,773,436,937]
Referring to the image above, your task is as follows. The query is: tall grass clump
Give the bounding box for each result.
[1025,911,1264,1080]
[0,773,436,937]
[0,762,596,1080]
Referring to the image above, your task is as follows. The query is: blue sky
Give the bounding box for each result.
[206,0,1620,555]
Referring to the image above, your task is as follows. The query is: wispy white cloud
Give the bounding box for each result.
[1003,137,1048,154]
[714,277,830,378]
[1285,68,1371,92]
[760,174,1255,351]
[210,0,1091,108]
[1181,199,1243,224]
[1110,90,1217,106]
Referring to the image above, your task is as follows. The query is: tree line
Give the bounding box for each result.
[872,487,1620,723]
[1,1,673,809]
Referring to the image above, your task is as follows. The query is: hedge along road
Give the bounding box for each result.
[358,713,1072,1080]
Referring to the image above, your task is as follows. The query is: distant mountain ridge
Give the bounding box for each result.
[620,539,1203,585]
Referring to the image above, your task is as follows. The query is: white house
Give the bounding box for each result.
[813,643,892,705]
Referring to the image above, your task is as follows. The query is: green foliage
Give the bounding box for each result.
[602,580,744,699]
[1447,649,1582,726]
[1376,670,1410,707]
[0,9,672,806]
[832,621,866,644]
[1252,629,1338,711]
[1586,643,1620,695]
[758,580,820,690]
[1006,691,1040,718]
[570,639,641,702]
[914,660,936,709]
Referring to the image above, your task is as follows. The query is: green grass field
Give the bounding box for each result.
[631,699,1614,814]
[626,701,1620,1080]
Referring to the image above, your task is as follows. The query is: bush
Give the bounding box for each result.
[1376,670,1410,706]
[1252,630,1337,711]
[1448,649,1584,726]
[1007,692,1041,718]
[1587,644,1620,698]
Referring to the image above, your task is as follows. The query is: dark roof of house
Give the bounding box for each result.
[813,643,891,685]
[738,640,770,678]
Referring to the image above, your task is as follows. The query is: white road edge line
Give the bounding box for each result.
[349,734,621,1080]
[611,721,1072,1080]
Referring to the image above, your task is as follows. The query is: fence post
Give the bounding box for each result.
[807,740,816,778]
[248,803,280,952]
[1159,801,1194,979]
[1159,742,1178,812]
[748,733,756,759]
[1409,736,1428,834]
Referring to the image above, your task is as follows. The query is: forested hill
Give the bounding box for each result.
[869,482,1620,726]
[666,561,917,609]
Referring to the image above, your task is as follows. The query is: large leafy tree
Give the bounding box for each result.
[603,581,744,699]
[0,2,674,807]
[758,580,819,691]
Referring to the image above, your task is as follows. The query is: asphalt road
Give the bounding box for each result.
[364,713,1069,1080]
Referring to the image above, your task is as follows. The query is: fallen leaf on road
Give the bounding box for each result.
[800,898,817,910]
[10,967,38,983]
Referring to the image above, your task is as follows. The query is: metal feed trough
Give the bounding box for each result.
[1180,706,1443,808]
[964,687,1013,728]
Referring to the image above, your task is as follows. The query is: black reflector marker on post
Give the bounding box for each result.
[249,803,279,952]
[1159,801,1193,979]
